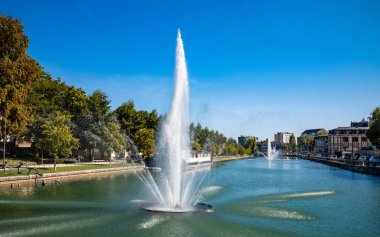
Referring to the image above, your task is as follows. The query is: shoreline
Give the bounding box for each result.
[213,155,253,162]
[0,156,251,187]
[0,165,144,187]
[301,156,380,176]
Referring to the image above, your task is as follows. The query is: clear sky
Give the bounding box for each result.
[1,0,379,140]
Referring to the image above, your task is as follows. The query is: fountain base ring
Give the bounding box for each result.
[141,203,212,213]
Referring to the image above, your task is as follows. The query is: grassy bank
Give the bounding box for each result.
[0,163,139,178]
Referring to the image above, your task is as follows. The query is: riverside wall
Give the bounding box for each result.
[0,165,144,186]
[302,156,380,176]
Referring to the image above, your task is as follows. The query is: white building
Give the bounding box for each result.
[274,132,294,144]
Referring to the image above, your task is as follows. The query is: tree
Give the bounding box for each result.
[245,137,257,155]
[370,107,380,121]
[134,128,155,158]
[189,123,228,155]
[298,135,314,154]
[367,107,380,147]
[289,135,297,154]
[88,90,111,121]
[32,112,79,171]
[192,138,202,152]
[282,143,290,154]
[26,74,89,121]
[223,137,239,155]
[0,16,41,141]
[114,100,159,154]
[79,90,126,160]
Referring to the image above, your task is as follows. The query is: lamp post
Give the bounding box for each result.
[0,116,5,173]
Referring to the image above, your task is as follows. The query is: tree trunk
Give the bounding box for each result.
[41,150,44,164]
[54,156,57,171]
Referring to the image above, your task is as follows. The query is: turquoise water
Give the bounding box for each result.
[0,157,379,236]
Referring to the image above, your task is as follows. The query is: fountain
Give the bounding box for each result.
[140,30,211,213]
[266,138,277,161]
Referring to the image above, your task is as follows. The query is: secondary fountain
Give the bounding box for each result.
[266,138,277,161]
[140,30,211,213]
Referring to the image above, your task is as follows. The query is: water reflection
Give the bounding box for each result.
[0,158,379,237]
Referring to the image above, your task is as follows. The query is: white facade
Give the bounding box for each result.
[274,132,294,144]
[187,152,212,164]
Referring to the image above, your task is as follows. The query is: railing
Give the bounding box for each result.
[307,156,380,168]
[25,160,126,169]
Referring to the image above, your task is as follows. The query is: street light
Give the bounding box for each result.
[0,116,6,173]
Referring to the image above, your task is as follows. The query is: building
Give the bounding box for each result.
[301,128,328,137]
[299,128,328,156]
[274,132,294,144]
[237,135,258,147]
[351,119,369,128]
[328,119,372,157]
[187,151,212,165]
[257,140,269,153]
[315,135,328,156]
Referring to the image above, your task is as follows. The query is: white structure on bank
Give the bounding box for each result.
[186,151,212,165]
[274,132,294,144]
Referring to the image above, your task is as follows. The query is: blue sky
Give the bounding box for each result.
[1,0,379,140]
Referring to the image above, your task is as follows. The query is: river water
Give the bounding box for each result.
[0,157,379,237]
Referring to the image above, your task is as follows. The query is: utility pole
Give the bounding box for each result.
[3,121,5,173]
[0,116,5,173]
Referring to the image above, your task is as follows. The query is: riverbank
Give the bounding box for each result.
[0,163,144,187]
[213,155,253,162]
[0,155,251,187]
[301,156,380,176]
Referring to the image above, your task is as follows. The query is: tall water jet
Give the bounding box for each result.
[141,29,211,212]
[160,29,190,208]
[266,138,278,161]
[267,139,273,160]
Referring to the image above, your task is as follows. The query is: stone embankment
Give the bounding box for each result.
[0,165,144,186]
[302,156,380,176]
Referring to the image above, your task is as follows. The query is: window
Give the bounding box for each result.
[343,137,349,142]
[362,137,367,142]
[352,137,358,142]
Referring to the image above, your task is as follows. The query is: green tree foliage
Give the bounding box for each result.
[189,123,227,155]
[79,90,126,159]
[192,138,202,152]
[31,112,79,170]
[289,135,297,154]
[114,100,159,156]
[28,85,127,161]
[115,100,159,136]
[26,74,91,158]
[244,137,257,155]
[0,16,41,139]
[370,107,380,121]
[88,89,111,120]
[298,135,314,153]
[223,137,239,155]
[134,128,155,158]
[26,74,88,116]
[367,107,380,147]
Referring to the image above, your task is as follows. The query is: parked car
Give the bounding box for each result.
[342,153,352,160]
[369,156,380,164]
[353,153,361,160]
[358,155,368,165]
